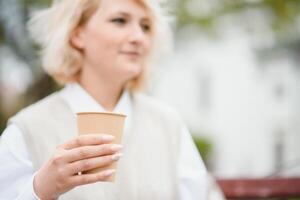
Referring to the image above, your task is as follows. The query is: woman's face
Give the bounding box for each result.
[72,0,153,85]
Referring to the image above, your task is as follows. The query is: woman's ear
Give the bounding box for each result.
[70,26,85,49]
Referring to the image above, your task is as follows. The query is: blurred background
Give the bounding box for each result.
[1,0,300,197]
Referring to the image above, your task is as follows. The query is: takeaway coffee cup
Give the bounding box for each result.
[76,112,126,182]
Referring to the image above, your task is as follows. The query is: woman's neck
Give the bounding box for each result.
[78,67,124,112]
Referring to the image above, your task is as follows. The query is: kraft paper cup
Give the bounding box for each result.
[76,112,126,182]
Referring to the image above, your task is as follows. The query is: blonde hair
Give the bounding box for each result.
[28,0,173,91]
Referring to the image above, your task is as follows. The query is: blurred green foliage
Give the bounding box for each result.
[0,26,3,44]
[0,110,5,133]
[192,135,213,165]
[175,0,300,31]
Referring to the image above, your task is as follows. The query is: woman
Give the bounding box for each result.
[0,0,208,199]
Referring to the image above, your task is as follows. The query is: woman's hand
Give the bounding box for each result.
[33,134,123,200]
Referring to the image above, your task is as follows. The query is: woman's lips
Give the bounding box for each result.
[120,51,141,59]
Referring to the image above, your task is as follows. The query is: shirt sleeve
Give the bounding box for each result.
[0,124,40,200]
[178,123,208,200]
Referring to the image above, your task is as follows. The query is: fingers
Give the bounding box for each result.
[67,153,123,175]
[69,169,116,186]
[60,134,115,150]
[63,144,123,162]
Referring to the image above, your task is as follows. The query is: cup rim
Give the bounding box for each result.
[76,112,126,118]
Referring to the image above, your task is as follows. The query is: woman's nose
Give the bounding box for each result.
[128,24,147,45]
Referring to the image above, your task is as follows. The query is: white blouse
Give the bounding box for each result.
[0,83,208,200]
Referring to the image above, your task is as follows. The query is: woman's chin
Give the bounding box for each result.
[123,65,142,78]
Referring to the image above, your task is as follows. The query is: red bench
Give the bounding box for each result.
[217,177,300,199]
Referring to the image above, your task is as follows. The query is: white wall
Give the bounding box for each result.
[151,28,300,178]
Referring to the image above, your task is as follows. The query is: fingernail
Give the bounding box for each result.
[103,169,115,177]
[101,135,115,141]
[111,144,123,151]
[111,153,123,161]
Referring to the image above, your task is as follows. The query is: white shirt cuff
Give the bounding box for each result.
[32,173,42,200]
[15,173,40,200]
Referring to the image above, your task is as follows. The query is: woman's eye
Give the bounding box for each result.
[111,18,126,25]
[141,24,151,33]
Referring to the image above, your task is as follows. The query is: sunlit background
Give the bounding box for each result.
[1,0,300,186]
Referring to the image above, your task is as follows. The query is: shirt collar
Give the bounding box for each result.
[59,82,132,132]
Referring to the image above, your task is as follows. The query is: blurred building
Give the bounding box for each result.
[151,20,300,178]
